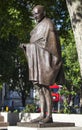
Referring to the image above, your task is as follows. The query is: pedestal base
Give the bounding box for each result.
[17,122,75,128]
[0,115,9,128]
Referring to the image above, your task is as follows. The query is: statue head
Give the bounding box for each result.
[32,5,46,23]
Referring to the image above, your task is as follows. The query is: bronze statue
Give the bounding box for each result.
[19,5,64,124]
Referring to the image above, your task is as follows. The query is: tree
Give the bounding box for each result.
[0,36,18,83]
[9,60,33,107]
[0,0,34,106]
[60,30,81,91]
[66,0,82,77]
[0,0,32,41]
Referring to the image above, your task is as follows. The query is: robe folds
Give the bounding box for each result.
[23,17,64,86]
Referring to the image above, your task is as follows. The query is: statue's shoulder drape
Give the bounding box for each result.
[24,17,65,85]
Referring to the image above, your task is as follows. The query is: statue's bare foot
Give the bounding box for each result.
[39,116,53,124]
[30,116,44,123]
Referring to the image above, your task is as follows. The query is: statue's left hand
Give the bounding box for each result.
[19,43,26,48]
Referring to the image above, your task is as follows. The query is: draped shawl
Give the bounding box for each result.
[23,17,64,85]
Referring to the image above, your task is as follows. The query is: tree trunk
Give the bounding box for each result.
[66,0,82,76]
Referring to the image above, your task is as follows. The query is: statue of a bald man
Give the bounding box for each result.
[20,5,64,123]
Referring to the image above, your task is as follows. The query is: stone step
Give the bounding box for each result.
[0,127,8,130]
[7,126,82,130]
[0,122,9,127]
[0,116,4,122]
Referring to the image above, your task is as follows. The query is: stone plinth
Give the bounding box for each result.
[0,115,4,122]
[8,126,82,130]
[17,122,75,128]
[0,115,9,128]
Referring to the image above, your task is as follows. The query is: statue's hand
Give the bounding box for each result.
[19,43,26,48]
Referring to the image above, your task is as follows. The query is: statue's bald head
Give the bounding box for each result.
[33,5,45,14]
[32,5,46,23]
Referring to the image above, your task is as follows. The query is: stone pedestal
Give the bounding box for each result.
[8,126,82,130]
[17,122,75,128]
[0,115,9,128]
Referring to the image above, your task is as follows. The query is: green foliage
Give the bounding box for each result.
[13,109,19,113]
[0,0,32,41]
[22,104,36,113]
[60,85,76,97]
[63,99,70,113]
[0,84,2,90]
[60,29,82,91]
[60,85,76,114]
[0,36,18,82]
